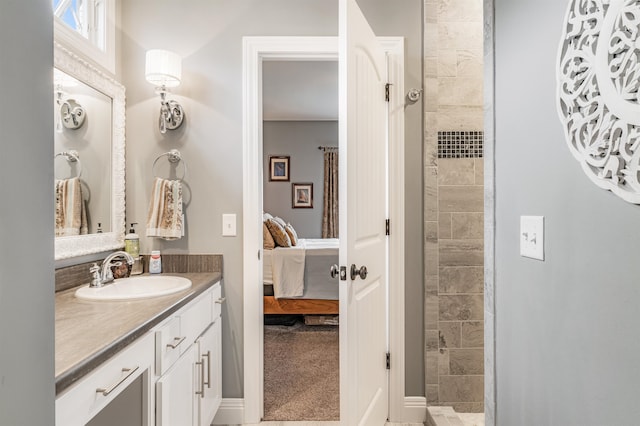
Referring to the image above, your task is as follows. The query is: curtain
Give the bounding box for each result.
[322,150,339,238]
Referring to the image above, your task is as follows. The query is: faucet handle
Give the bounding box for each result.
[89,263,102,288]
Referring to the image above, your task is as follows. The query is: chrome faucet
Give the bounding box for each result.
[89,251,135,287]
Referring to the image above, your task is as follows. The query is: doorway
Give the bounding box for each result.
[242,36,408,423]
[261,58,340,421]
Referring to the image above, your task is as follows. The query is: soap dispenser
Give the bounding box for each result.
[125,223,143,275]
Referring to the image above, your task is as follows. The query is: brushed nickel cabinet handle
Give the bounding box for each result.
[215,297,226,304]
[202,351,211,388]
[166,336,186,349]
[96,366,139,396]
[195,360,205,398]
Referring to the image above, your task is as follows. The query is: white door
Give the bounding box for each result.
[338,0,389,424]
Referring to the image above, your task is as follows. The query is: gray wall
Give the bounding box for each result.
[0,1,55,425]
[494,0,640,424]
[119,0,424,397]
[263,121,338,238]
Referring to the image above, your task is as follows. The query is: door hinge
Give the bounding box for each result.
[386,352,390,370]
[385,219,390,236]
[385,83,391,102]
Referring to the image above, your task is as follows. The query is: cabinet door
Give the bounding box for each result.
[196,319,222,426]
[156,343,198,426]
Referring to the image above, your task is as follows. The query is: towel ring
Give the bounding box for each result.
[152,149,188,181]
[54,150,82,179]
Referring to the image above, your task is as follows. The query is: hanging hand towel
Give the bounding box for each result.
[55,177,88,237]
[146,177,184,240]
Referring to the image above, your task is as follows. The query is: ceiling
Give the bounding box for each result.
[262,60,338,121]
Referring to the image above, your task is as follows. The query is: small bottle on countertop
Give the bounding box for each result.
[124,223,140,258]
[149,250,162,274]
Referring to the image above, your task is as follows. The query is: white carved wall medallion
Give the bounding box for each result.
[557,0,640,203]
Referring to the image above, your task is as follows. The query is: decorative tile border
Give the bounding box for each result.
[438,131,484,159]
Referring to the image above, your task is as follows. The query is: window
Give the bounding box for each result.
[53,0,114,74]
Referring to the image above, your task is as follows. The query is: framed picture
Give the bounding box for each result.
[269,156,290,181]
[292,183,313,208]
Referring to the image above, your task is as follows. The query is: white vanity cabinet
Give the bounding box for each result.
[55,279,223,426]
[56,333,155,426]
[155,281,222,426]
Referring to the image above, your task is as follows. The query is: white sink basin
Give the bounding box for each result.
[75,275,192,301]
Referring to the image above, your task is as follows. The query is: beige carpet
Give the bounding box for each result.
[263,321,339,421]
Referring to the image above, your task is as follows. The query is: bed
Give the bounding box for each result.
[263,238,339,315]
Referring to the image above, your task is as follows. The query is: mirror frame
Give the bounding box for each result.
[54,41,126,260]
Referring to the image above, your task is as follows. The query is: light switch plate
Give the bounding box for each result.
[222,214,236,237]
[520,215,544,260]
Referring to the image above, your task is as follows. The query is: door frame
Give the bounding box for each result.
[242,36,411,423]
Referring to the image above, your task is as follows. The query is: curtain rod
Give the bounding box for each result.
[318,146,339,151]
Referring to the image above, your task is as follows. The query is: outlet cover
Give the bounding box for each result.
[520,216,544,260]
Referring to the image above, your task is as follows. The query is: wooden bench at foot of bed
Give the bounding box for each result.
[263,296,339,315]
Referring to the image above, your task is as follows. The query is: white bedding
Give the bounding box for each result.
[264,238,339,299]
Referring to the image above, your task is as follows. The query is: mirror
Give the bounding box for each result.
[54,42,125,260]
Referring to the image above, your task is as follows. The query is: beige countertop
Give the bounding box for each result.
[55,272,222,395]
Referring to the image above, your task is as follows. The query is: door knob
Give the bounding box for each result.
[330,264,340,279]
[350,264,368,280]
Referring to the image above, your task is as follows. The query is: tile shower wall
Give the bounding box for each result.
[424,0,484,413]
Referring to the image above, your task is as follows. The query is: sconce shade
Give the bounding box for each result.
[145,49,182,88]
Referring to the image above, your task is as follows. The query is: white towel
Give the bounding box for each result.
[55,177,87,236]
[146,177,184,240]
[270,244,306,298]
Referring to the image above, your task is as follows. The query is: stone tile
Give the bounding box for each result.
[440,266,484,294]
[439,375,484,403]
[425,57,438,78]
[425,113,438,139]
[438,77,483,107]
[458,49,483,78]
[426,221,439,246]
[439,213,452,239]
[425,247,439,276]
[474,158,484,185]
[438,22,483,51]
[425,294,439,330]
[438,186,484,213]
[427,384,439,404]
[438,50,458,77]
[425,135,438,166]
[438,349,450,375]
[452,213,484,239]
[450,348,484,375]
[425,77,439,112]
[426,351,439,384]
[461,321,484,348]
[426,330,440,351]
[450,402,485,413]
[425,1,438,24]
[439,321,461,348]
[426,275,439,295]
[438,159,475,185]
[438,106,484,130]
[438,0,483,22]
[439,295,484,321]
[439,240,484,266]
[425,166,438,220]
[425,26,439,57]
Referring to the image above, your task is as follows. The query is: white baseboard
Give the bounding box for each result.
[212,398,245,425]
[211,396,425,424]
[401,396,427,423]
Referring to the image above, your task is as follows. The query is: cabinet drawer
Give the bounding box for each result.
[180,289,213,351]
[212,282,222,319]
[155,316,182,376]
[56,333,154,426]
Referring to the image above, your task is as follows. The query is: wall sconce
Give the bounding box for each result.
[54,69,85,132]
[145,49,185,134]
